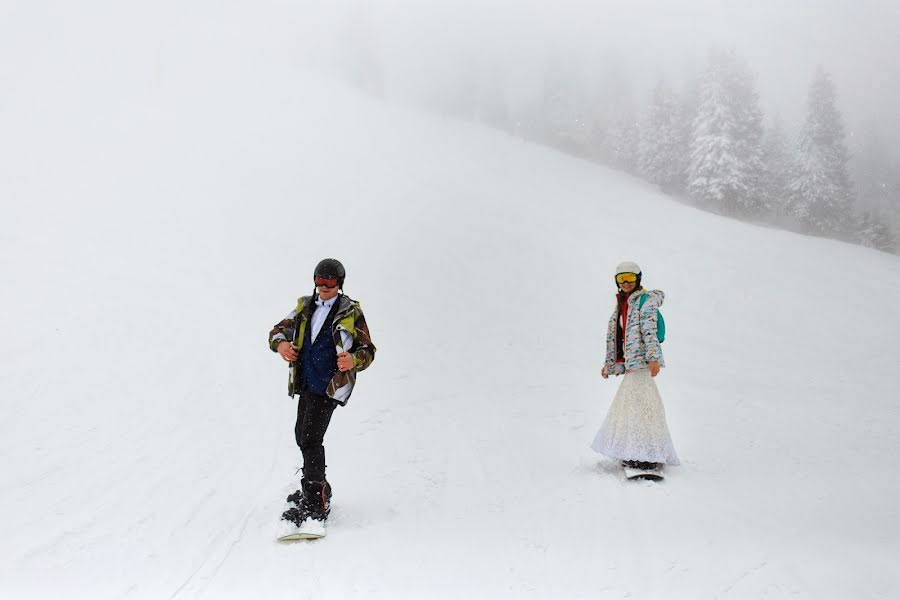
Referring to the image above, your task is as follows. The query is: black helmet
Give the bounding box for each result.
[314,258,346,288]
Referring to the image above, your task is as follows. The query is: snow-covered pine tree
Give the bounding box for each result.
[638,77,682,191]
[760,118,793,221]
[613,110,640,174]
[588,59,640,173]
[540,56,589,154]
[688,56,737,212]
[856,210,896,252]
[787,68,854,238]
[730,58,766,216]
[852,127,900,241]
[595,107,639,174]
[687,49,765,217]
[673,75,700,194]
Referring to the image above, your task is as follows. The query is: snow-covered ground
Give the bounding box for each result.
[2,4,899,599]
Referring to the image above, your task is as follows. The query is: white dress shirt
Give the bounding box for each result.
[310,295,353,351]
[310,295,337,341]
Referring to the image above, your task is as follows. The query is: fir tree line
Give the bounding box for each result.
[442,47,897,253]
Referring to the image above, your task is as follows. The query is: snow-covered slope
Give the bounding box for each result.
[1,4,898,599]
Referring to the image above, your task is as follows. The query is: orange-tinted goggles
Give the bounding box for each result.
[314,276,339,288]
[615,272,638,284]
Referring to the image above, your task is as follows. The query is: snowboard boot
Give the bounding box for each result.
[285,468,305,508]
[622,460,660,471]
[282,485,307,529]
[281,504,307,527]
[282,477,318,525]
[301,479,332,521]
[286,477,332,508]
[286,488,305,508]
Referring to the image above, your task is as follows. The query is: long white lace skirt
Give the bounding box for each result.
[591,369,680,465]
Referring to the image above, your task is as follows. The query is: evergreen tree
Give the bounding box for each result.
[588,59,640,173]
[760,118,793,220]
[852,127,900,235]
[687,49,765,216]
[787,68,854,237]
[604,109,640,173]
[730,59,766,215]
[638,77,682,191]
[540,56,589,153]
[856,210,896,252]
[672,77,700,194]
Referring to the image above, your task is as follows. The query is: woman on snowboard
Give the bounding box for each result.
[591,261,679,474]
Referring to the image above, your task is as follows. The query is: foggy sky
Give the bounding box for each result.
[1,1,896,147]
[310,0,900,142]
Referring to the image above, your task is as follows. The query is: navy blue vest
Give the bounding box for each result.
[300,302,338,395]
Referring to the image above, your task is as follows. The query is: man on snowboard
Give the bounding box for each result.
[268,258,376,534]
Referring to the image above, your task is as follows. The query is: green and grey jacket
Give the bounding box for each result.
[268,294,376,405]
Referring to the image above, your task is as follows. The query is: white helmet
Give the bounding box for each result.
[615,261,641,275]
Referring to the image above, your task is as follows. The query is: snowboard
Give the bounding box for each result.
[277,491,327,541]
[277,530,325,541]
[277,516,326,541]
[624,465,664,481]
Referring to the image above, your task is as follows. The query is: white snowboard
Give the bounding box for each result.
[277,517,326,541]
[624,465,664,481]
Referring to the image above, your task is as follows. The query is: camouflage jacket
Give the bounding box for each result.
[268,294,376,405]
[604,289,665,376]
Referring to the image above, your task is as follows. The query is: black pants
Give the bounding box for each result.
[294,390,338,482]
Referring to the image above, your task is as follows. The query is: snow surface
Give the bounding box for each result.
[2,4,899,599]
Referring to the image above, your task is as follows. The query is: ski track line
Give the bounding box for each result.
[164,509,245,600]
[716,560,769,598]
[195,504,257,598]
[166,443,280,600]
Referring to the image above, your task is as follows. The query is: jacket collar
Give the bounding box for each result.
[315,295,338,310]
[617,287,645,307]
[300,293,355,320]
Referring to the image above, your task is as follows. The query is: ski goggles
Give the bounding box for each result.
[615,272,639,284]
[314,276,339,288]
